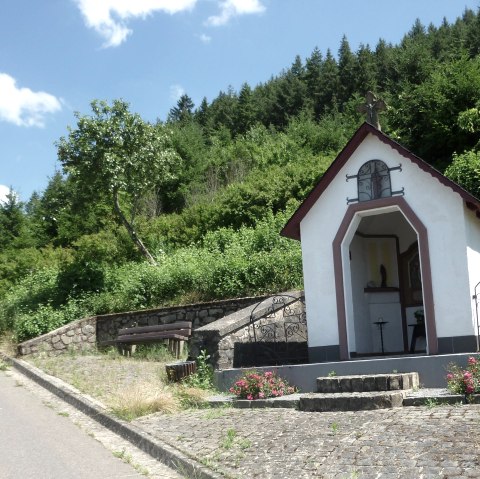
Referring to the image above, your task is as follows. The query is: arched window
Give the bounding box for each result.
[357,160,391,202]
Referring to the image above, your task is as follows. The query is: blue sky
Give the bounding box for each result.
[1,0,479,203]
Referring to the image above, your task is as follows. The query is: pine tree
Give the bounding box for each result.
[338,36,356,105]
[355,44,377,95]
[168,94,195,124]
[236,83,256,135]
[305,47,323,118]
[0,189,24,251]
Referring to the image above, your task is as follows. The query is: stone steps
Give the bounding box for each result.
[316,372,419,394]
[209,372,423,412]
[299,391,406,412]
[296,372,420,412]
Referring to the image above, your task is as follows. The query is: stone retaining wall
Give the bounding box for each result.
[96,296,269,345]
[17,316,97,356]
[17,295,268,357]
[190,291,305,369]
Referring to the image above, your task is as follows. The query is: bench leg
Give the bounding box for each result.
[118,344,136,356]
[178,340,184,358]
[167,339,181,358]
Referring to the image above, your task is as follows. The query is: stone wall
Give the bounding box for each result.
[96,296,269,345]
[17,295,268,357]
[17,316,97,356]
[190,291,306,369]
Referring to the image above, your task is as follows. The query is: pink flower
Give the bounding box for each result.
[464,371,473,379]
[446,373,454,381]
[468,357,476,365]
[246,394,253,400]
[466,384,474,394]
[258,392,265,399]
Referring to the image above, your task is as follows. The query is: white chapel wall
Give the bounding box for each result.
[464,207,480,331]
[300,133,475,351]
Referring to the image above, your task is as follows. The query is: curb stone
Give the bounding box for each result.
[0,352,224,479]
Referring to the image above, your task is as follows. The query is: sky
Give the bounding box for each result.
[0,0,479,204]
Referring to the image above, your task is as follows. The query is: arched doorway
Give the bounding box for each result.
[333,197,437,360]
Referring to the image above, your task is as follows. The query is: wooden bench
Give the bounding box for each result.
[115,321,192,358]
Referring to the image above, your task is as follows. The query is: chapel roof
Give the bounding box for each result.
[281,122,480,241]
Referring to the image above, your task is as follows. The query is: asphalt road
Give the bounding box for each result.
[0,370,145,479]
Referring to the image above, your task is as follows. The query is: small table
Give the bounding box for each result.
[408,323,426,353]
[373,320,388,355]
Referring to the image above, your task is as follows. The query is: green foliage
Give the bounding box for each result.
[14,298,92,343]
[0,190,25,251]
[57,99,180,263]
[389,56,480,167]
[56,230,135,302]
[5,10,480,343]
[446,356,480,396]
[184,350,214,390]
[445,150,480,198]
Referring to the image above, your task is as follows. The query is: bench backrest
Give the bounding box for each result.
[118,321,192,337]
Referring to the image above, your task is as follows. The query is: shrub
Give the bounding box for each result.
[229,370,297,400]
[183,349,214,390]
[446,356,480,396]
[14,298,94,342]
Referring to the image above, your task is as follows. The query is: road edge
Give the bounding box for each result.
[0,352,224,479]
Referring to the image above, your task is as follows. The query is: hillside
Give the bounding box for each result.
[2,9,480,342]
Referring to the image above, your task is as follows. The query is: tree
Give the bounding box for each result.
[317,49,339,113]
[445,150,480,198]
[236,83,256,135]
[338,36,356,105]
[304,47,323,118]
[57,99,180,264]
[390,56,480,166]
[0,188,24,251]
[168,94,195,124]
[355,44,377,95]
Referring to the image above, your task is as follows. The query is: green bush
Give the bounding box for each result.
[14,298,93,342]
[1,210,303,341]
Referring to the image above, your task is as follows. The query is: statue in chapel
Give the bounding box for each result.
[380,264,387,288]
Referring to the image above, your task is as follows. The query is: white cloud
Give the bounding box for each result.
[170,84,185,102]
[0,185,10,204]
[199,33,212,44]
[0,74,62,128]
[74,0,198,47]
[206,0,265,26]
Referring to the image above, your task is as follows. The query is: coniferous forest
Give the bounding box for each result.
[2,10,480,342]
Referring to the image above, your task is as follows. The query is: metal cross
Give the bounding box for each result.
[357,91,387,130]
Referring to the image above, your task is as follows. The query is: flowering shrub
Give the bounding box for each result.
[446,356,480,396]
[229,370,297,400]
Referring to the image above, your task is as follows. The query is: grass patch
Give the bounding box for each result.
[109,382,179,421]
[174,385,209,409]
[26,348,219,419]
[221,428,237,450]
[0,331,16,356]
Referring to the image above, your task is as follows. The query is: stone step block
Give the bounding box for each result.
[299,391,406,412]
[316,372,419,393]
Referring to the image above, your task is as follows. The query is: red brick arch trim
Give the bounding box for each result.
[332,196,437,360]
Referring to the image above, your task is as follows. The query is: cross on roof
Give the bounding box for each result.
[357,91,387,131]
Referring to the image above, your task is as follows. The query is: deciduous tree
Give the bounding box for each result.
[57,99,179,264]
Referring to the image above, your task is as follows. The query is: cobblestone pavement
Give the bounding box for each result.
[135,405,480,479]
